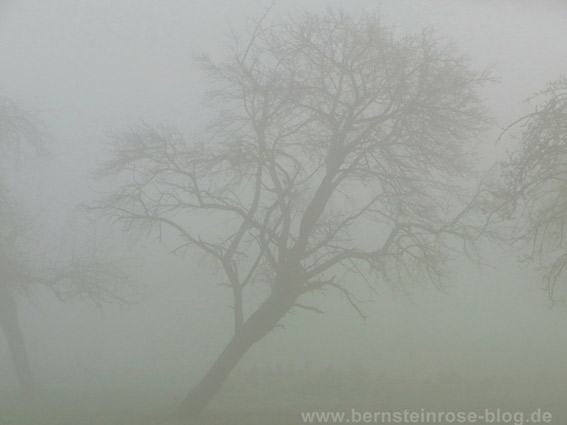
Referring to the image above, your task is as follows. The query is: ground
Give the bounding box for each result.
[1,368,566,424]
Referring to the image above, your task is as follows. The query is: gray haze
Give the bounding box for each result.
[1,1,567,424]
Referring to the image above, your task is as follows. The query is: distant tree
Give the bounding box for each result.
[0,97,128,393]
[94,9,497,417]
[499,76,567,303]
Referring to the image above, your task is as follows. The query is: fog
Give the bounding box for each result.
[2,1,567,424]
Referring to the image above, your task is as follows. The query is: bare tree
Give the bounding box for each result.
[499,76,567,304]
[0,96,46,392]
[0,96,128,393]
[94,10,496,417]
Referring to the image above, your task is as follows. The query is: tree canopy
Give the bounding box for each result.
[98,10,496,319]
[501,76,567,303]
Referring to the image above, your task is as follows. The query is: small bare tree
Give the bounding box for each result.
[0,97,128,393]
[500,76,567,303]
[94,10,496,416]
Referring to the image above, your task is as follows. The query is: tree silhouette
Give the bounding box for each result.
[0,97,128,393]
[94,10,498,416]
[500,76,567,303]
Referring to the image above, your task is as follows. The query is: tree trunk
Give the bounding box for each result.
[176,291,296,418]
[0,284,37,393]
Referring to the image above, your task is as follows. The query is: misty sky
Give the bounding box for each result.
[2,0,567,394]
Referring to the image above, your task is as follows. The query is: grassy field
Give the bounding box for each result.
[1,369,566,424]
